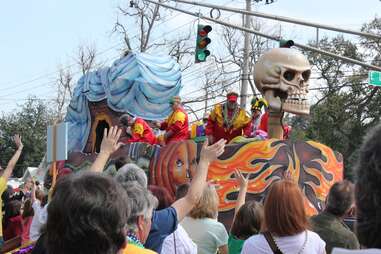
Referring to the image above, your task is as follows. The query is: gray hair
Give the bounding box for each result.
[121,181,158,231]
[115,163,148,188]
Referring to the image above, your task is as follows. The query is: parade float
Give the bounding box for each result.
[57,50,342,228]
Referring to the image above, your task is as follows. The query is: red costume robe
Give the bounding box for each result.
[128,118,157,145]
[205,103,251,144]
[160,107,189,144]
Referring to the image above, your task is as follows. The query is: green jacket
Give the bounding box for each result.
[310,211,360,254]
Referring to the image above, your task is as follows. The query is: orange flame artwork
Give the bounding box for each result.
[149,139,343,218]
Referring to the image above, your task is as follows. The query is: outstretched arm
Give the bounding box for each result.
[90,126,122,173]
[3,135,23,181]
[172,139,226,222]
[232,169,249,225]
[31,180,36,203]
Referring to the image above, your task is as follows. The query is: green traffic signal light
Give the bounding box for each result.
[197,50,210,61]
[195,24,212,63]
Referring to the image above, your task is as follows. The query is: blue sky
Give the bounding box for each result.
[0,0,379,114]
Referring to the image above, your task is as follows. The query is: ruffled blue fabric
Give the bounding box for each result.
[64,52,182,152]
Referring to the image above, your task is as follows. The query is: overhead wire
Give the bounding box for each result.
[0,2,201,94]
[1,0,244,106]
[0,18,200,103]
[1,0,377,105]
[0,0,243,94]
[0,0,238,104]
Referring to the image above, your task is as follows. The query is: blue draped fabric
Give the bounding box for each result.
[64,52,182,152]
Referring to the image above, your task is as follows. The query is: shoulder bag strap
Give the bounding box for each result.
[263,232,283,254]
[173,231,177,254]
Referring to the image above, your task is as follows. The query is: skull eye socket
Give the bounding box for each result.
[283,70,296,81]
[302,70,311,81]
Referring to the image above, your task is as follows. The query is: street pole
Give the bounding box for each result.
[204,80,208,114]
[240,0,251,109]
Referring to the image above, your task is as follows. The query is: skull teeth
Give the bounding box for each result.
[284,99,309,105]
[287,94,307,101]
[283,99,310,116]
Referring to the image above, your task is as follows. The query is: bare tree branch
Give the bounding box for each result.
[112,19,133,51]
[76,45,97,75]
[54,67,74,121]
[53,44,99,121]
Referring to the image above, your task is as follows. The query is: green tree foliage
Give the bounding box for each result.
[0,98,54,177]
[290,17,381,180]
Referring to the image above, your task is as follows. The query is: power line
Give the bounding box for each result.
[0,66,372,102]
[183,74,239,97]
[183,77,241,102]
[0,0,242,109]
[0,0,241,94]
[0,4,202,94]
[144,0,381,72]
[168,0,381,40]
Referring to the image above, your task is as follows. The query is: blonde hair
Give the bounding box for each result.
[189,184,219,219]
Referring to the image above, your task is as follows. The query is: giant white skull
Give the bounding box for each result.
[254,48,311,115]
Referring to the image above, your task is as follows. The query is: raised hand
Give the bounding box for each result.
[232,169,250,221]
[99,126,123,155]
[14,134,23,150]
[234,169,249,189]
[200,139,226,163]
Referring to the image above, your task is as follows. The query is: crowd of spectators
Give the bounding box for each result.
[0,123,381,254]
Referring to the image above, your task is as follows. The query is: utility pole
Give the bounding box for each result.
[240,0,251,109]
[204,78,209,113]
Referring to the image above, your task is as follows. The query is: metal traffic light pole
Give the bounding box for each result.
[144,0,381,72]
[167,0,381,41]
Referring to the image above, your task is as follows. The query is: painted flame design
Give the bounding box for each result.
[150,139,343,216]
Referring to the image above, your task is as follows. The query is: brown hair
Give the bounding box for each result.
[326,180,354,217]
[263,180,309,236]
[189,185,219,219]
[36,190,48,208]
[22,199,34,218]
[231,201,263,240]
[148,185,174,210]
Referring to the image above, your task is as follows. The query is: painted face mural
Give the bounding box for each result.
[150,140,198,195]
[149,139,343,217]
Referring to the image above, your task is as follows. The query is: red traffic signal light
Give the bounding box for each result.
[198,25,212,37]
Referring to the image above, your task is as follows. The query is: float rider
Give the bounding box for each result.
[157,96,189,145]
[119,114,157,145]
[205,91,251,144]
[245,97,268,139]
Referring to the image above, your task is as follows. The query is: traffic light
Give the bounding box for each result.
[195,24,212,63]
[279,39,294,48]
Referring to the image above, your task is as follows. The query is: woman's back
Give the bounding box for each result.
[22,216,33,244]
[181,217,228,254]
[242,230,326,254]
